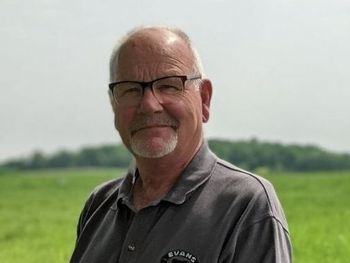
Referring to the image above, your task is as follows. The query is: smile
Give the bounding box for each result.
[131,125,176,136]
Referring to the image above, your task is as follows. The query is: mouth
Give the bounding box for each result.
[129,114,179,137]
[131,125,177,136]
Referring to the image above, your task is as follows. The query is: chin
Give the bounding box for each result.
[130,133,178,159]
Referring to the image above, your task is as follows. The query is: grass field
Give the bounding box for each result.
[0,169,349,262]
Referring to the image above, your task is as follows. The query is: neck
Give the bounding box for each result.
[132,139,203,210]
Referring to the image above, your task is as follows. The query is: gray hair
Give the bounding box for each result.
[109,25,204,82]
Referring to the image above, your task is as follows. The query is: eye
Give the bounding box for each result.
[116,83,142,98]
[157,84,182,93]
[154,77,183,94]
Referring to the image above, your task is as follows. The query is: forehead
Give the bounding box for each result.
[116,30,194,81]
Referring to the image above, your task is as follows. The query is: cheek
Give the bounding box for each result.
[182,92,203,120]
[114,108,135,136]
[168,94,203,129]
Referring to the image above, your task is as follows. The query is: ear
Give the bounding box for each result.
[200,79,212,123]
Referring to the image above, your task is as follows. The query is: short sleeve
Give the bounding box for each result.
[218,176,292,263]
[230,216,292,262]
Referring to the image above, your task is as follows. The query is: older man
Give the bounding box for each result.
[70,26,292,263]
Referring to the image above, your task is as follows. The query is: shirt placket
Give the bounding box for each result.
[118,207,156,263]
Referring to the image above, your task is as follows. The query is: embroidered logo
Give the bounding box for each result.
[161,250,199,263]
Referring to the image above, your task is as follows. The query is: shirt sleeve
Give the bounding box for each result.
[74,178,121,241]
[229,216,292,263]
[75,193,95,240]
[219,176,293,263]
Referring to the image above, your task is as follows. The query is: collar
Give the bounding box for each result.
[114,142,217,210]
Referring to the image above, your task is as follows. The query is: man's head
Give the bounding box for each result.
[109,26,212,160]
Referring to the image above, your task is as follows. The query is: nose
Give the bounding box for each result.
[138,87,163,114]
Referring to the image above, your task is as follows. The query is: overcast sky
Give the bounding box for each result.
[1,0,349,162]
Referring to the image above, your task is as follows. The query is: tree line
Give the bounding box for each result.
[2,138,350,172]
[2,144,132,170]
[208,139,350,171]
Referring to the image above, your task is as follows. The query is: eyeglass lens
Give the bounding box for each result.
[114,77,184,106]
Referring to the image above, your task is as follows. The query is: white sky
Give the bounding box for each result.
[1,0,349,162]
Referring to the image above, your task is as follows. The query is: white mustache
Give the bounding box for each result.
[129,115,179,134]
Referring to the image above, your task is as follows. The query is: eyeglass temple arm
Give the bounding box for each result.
[186,74,202,80]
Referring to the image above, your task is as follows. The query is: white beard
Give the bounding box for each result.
[130,131,178,158]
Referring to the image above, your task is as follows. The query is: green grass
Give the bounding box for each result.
[0,169,123,263]
[0,169,350,262]
[265,171,350,263]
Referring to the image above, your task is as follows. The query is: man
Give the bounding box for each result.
[70,26,292,263]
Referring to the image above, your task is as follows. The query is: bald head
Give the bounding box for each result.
[109,26,203,82]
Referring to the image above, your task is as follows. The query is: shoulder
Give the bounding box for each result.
[77,177,124,234]
[211,157,275,198]
[90,177,124,201]
[209,157,288,229]
[210,159,292,261]
[84,177,124,214]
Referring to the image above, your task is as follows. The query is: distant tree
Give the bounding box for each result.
[26,151,47,169]
[75,147,100,167]
[2,139,350,172]
[47,150,73,168]
[74,145,132,167]
[208,138,350,172]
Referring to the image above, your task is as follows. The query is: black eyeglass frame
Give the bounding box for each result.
[108,74,202,100]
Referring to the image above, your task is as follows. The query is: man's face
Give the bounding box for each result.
[112,30,211,160]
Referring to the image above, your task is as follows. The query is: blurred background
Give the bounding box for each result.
[1,0,349,162]
[1,1,349,262]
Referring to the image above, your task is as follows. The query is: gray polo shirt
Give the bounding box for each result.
[70,144,292,263]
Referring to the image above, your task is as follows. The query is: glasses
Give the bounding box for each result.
[109,74,201,107]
